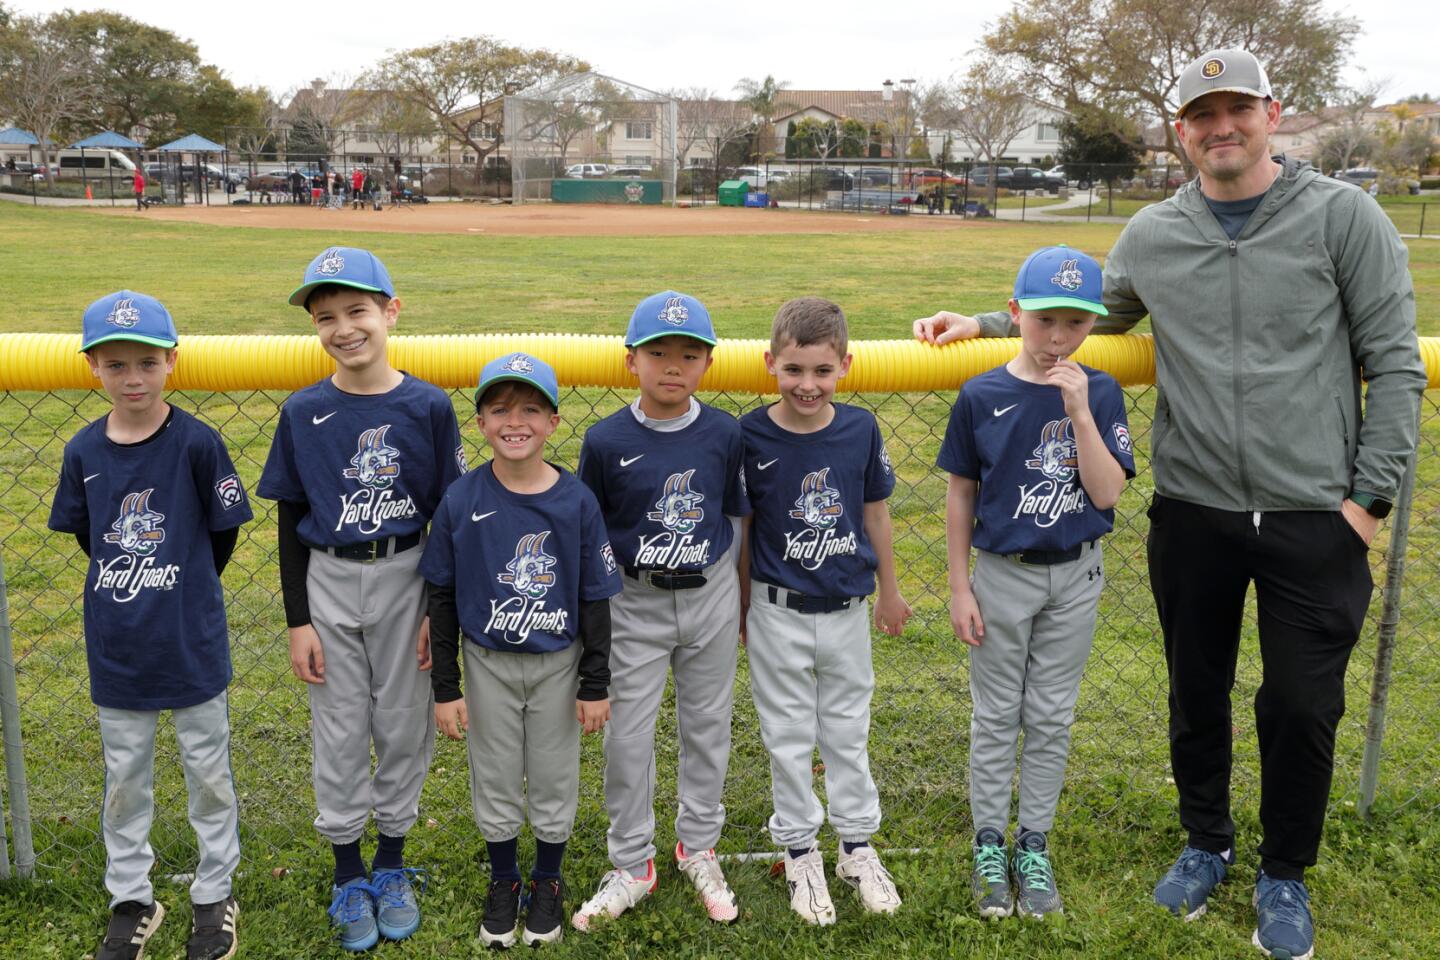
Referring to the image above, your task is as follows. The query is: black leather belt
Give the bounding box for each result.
[624,566,708,590]
[763,584,853,614]
[322,531,422,562]
[1012,540,1095,566]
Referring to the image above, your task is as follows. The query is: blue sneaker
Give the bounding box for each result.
[371,867,427,941]
[328,877,379,952]
[1154,846,1232,920]
[1252,872,1315,959]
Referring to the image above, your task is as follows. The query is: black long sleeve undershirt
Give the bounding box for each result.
[276,500,312,628]
[427,588,612,703]
[75,527,237,575]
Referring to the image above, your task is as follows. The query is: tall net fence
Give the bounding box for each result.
[2,379,1438,879]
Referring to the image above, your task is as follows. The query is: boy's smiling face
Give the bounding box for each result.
[476,383,559,465]
[765,338,852,426]
[625,335,713,419]
[86,340,175,416]
[308,287,398,374]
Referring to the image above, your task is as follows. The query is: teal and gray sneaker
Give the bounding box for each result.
[971,828,1013,918]
[372,867,427,941]
[328,877,379,952]
[1011,830,1062,918]
[1252,872,1315,959]
[1153,845,1233,920]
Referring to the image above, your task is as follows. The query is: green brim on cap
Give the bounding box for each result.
[287,278,388,308]
[626,329,718,348]
[1015,296,1108,316]
[474,375,559,410]
[79,332,178,353]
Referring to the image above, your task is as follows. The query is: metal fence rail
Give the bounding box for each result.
[1,384,1436,878]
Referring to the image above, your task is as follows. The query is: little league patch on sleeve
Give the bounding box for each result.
[456,444,468,473]
[1113,423,1132,454]
[601,542,617,575]
[215,474,245,509]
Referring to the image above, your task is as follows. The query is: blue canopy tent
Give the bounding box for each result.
[69,130,146,205]
[157,134,227,205]
[1,127,43,205]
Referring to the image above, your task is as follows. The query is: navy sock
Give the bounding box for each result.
[532,840,567,881]
[788,847,814,860]
[842,840,871,855]
[332,841,366,887]
[372,832,405,872]
[487,839,521,882]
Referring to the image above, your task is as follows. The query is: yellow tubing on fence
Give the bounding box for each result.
[2,332,1437,393]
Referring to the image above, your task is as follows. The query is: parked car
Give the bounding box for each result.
[55,149,137,180]
[733,165,789,187]
[1044,165,1093,189]
[1007,166,1052,191]
[810,167,855,190]
[244,169,293,192]
[1334,167,1380,187]
[565,163,608,178]
[907,168,965,187]
[855,166,893,185]
[968,165,1013,189]
[609,165,651,178]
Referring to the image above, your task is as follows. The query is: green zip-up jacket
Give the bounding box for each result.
[978,156,1424,511]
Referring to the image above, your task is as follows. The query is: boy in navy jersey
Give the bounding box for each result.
[421,352,621,948]
[49,291,252,960]
[571,292,748,931]
[257,247,464,951]
[740,296,912,925]
[938,245,1133,919]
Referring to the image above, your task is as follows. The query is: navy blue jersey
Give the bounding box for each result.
[741,403,895,598]
[578,403,749,571]
[257,374,465,546]
[48,408,253,710]
[937,363,1135,554]
[419,463,622,655]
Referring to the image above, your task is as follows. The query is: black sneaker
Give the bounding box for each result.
[971,828,1013,918]
[480,878,521,949]
[522,878,566,946]
[187,896,238,960]
[97,900,165,960]
[1011,830,1063,918]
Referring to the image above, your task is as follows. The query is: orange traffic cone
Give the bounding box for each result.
[85,185,92,200]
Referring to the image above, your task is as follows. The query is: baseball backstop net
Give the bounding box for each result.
[505,73,678,205]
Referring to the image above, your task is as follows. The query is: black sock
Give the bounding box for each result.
[788,847,814,860]
[487,839,520,882]
[333,841,366,887]
[842,840,871,855]
[372,832,405,872]
[532,840,567,881]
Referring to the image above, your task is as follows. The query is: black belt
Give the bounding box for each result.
[322,531,422,562]
[624,566,707,590]
[1012,540,1096,566]
[763,584,853,614]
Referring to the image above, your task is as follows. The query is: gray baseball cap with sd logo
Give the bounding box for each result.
[1175,49,1273,118]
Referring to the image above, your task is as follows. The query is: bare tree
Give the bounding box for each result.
[0,13,98,184]
[1312,78,1387,173]
[937,59,1033,203]
[232,92,282,175]
[735,75,788,160]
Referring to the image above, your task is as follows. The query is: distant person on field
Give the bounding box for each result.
[352,168,366,210]
[133,169,146,211]
[49,291,252,960]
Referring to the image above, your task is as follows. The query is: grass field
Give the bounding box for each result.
[1,201,1438,959]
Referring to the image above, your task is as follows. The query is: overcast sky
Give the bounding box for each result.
[11,0,1434,106]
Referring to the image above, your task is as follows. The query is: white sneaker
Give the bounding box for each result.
[675,842,739,924]
[569,861,656,932]
[783,846,836,925]
[835,842,902,914]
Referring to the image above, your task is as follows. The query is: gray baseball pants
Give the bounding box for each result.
[745,586,881,849]
[968,542,1103,834]
[604,545,740,873]
[462,641,582,843]
[98,691,239,907]
[306,545,434,845]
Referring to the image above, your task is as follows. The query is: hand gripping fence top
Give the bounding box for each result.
[0,330,1438,882]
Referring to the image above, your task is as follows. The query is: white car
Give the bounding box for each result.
[733,166,789,187]
[564,163,608,178]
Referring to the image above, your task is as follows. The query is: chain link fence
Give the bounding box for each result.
[1,383,1437,879]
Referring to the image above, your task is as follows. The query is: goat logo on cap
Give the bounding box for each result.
[659,297,690,326]
[317,249,346,276]
[502,354,534,374]
[1051,259,1085,293]
[106,298,142,329]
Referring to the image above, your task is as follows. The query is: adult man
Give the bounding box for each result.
[913,49,1423,960]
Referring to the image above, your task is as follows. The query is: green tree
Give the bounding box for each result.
[984,0,1358,164]
[175,67,267,145]
[839,118,868,158]
[735,74,787,160]
[1056,103,1143,185]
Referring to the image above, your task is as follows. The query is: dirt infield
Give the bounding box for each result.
[91,199,991,237]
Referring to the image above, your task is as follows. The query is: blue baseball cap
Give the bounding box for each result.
[288,246,395,308]
[80,290,179,352]
[624,291,718,347]
[1012,245,1108,316]
[476,352,560,410]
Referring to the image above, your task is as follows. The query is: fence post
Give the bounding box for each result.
[1356,448,1418,818]
[0,549,36,877]
[1420,202,1426,238]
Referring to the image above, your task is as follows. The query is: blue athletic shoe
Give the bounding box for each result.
[371,867,426,941]
[1252,872,1315,959]
[328,877,379,952]
[1154,846,1232,921]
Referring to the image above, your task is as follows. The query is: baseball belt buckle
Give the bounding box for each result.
[359,538,382,563]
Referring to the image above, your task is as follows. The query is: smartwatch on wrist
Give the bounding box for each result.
[1350,492,1393,520]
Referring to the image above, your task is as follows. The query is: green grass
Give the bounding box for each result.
[1,202,1439,958]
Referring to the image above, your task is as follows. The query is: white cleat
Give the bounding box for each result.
[784,846,837,926]
[570,861,657,932]
[836,842,902,914]
[675,843,739,924]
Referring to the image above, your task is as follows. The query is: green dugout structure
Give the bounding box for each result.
[551,179,665,204]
